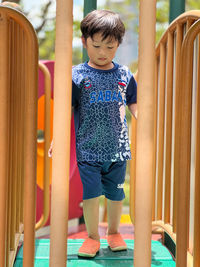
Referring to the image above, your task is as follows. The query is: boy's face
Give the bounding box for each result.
[82,32,119,70]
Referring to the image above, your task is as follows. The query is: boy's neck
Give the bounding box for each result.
[87,60,114,70]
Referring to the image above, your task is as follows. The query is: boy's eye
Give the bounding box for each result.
[93,45,100,48]
[108,47,114,49]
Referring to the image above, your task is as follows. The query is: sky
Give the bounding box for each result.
[22,0,106,17]
[21,0,106,30]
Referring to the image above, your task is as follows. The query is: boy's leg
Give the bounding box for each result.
[102,161,127,251]
[77,162,102,257]
[107,199,123,235]
[77,162,103,241]
[78,197,100,257]
[106,199,127,251]
[83,197,100,241]
[102,161,126,234]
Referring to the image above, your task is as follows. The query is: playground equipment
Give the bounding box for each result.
[140,10,200,267]
[0,1,200,267]
[36,60,83,229]
[0,6,38,266]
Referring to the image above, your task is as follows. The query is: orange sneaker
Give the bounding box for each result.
[107,233,127,251]
[78,238,100,257]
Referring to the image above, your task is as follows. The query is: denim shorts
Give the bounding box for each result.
[77,161,127,201]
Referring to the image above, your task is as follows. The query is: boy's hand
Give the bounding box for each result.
[128,103,137,119]
[48,140,53,157]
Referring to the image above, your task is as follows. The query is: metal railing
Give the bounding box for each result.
[130,10,200,267]
[0,6,38,267]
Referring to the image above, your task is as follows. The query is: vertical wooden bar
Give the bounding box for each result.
[164,32,174,223]
[173,23,183,233]
[10,19,16,251]
[15,23,21,232]
[17,26,23,230]
[20,31,26,224]
[176,20,198,267]
[186,20,193,31]
[49,0,73,266]
[156,42,166,220]
[23,26,38,267]
[13,22,18,235]
[152,57,158,221]
[134,0,156,266]
[129,115,137,223]
[129,70,138,223]
[0,11,9,267]
[193,34,200,267]
[6,17,11,267]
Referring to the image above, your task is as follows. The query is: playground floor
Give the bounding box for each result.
[15,238,175,267]
[14,218,175,267]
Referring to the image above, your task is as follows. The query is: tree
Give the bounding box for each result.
[1,0,83,61]
[2,0,199,61]
[1,0,53,35]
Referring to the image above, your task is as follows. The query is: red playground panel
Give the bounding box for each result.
[36,60,83,226]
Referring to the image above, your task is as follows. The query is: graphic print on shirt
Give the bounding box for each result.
[83,77,92,89]
[117,79,130,161]
[72,63,136,162]
[89,89,123,104]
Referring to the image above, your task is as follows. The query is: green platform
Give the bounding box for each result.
[14,239,175,267]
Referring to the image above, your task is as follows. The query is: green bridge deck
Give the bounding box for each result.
[14,239,176,267]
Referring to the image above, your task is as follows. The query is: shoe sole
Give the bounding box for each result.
[109,246,127,252]
[78,251,99,258]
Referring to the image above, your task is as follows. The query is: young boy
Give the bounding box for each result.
[49,9,137,257]
[72,10,137,257]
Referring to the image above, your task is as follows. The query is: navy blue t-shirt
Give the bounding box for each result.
[72,62,137,162]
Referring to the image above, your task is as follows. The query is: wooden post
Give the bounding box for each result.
[134,1,156,266]
[49,0,73,266]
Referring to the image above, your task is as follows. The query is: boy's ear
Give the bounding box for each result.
[81,36,87,48]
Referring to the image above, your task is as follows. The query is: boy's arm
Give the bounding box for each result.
[48,107,74,158]
[128,103,137,119]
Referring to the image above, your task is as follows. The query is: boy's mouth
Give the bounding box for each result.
[98,58,106,61]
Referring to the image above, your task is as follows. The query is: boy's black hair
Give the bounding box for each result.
[81,10,125,44]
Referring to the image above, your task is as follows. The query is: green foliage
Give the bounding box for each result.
[103,0,137,32]
[39,22,55,60]
[39,18,82,63]
[156,0,169,43]
[39,33,55,60]
[156,0,169,23]
[72,47,82,65]
[10,0,200,62]
[186,0,200,10]
[155,0,200,44]
[73,19,81,38]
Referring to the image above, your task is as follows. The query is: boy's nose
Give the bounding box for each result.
[99,49,106,56]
